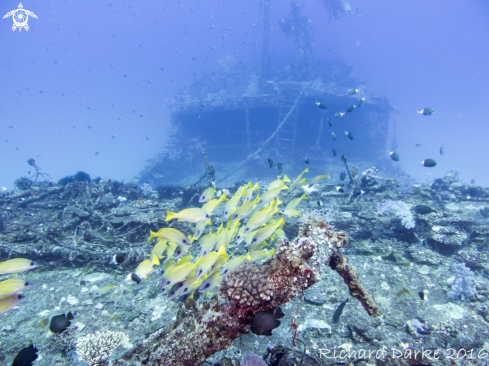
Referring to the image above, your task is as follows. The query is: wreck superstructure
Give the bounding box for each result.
[139,58,395,187]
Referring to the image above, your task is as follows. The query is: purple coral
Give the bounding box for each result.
[241,354,267,366]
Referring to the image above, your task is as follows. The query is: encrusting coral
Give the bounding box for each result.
[121,220,381,366]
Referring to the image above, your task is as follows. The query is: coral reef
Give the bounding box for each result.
[120,220,380,366]
[75,330,129,366]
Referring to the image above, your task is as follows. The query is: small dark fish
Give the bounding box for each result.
[146,137,149,140]
[87,106,91,110]
[110,254,125,265]
[415,144,421,147]
[417,107,436,115]
[347,88,359,95]
[95,151,99,156]
[88,124,92,129]
[420,159,437,167]
[345,131,354,140]
[414,205,437,214]
[333,297,349,323]
[39,90,44,93]
[12,344,38,366]
[340,172,346,181]
[390,151,399,161]
[111,135,116,139]
[8,125,15,129]
[327,118,333,127]
[332,132,337,141]
[471,178,475,184]
[439,145,444,155]
[130,273,141,284]
[268,158,273,168]
[358,98,365,107]
[347,104,355,112]
[336,186,345,193]
[315,102,327,110]
[317,201,322,207]
[418,291,428,301]
[332,149,337,156]
[251,307,284,336]
[305,157,309,164]
[50,312,74,334]
[28,171,30,174]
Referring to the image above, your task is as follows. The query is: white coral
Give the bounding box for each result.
[76,331,129,365]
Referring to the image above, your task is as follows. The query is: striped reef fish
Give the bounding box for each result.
[148,228,191,247]
[247,218,285,246]
[267,175,291,190]
[231,194,260,221]
[195,245,227,279]
[223,191,246,219]
[165,208,211,224]
[149,240,168,260]
[0,294,25,315]
[193,220,212,240]
[198,271,222,293]
[0,278,32,297]
[202,193,228,215]
[285,167,309,196]
[308,174,331,187]
[0,258,37,275]
[261,184,288,204]
[199,186,216,203]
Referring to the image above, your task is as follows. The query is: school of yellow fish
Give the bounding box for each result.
[0,257,37,315]
[128,168,331,303]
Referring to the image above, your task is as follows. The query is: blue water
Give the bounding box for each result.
[1,0,488,186]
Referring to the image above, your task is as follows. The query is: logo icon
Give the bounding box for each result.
[3,3,37,32]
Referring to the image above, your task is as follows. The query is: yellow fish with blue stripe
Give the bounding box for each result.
[0,278,32,297]
[165,208,211,224]
[195,244,227,278]
[0,258,37,274]
[134,254,160,280]
[248,248,275,262]
[148,228,191,247]
[235,182,252,196]
[150,240,168,260]
[220,253,252,276]
[243,182,260,201]
[193,220,212,239]
[244,199,281,234]
[202,193,228,215]
[161,258,201,289]
[261,183,288,204]
[199,270,222,293]
[200,233,218,257]
[285,167,309,196]
[282,193,308,217]
[248,217,285,246]
[199,186,216,203]
[223,191,246,219]
[231,194,260,221]
[267,175,290,190]
[0,294,25,315]
[308,174,331,187]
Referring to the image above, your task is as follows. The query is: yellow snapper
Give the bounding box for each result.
[227,220,241,242]
[285,167,309,196]
[220,253,252,276]
[0,258,37,274]
[284,193,308,211]
[193,220,212,239]
[0,294,25,315]
[178,272,208,297]
[202,193,228,215]
[199,270,222,293]
[150,240,168,260]
[165,208,211,224]
[215,229,229,251]
[308,174,331,187]
[199,186,216,203]
[248,248,275,262]
[243,182,259,201]
[134,254,160,279]
[267,175,291,190]
[223,190,246,219]
[0,278,32,297]
[235,182,252,196]
[161,258,201,288]
[282,208,301,218]
[200,233,218,257]
[261,184,288,204]
[165,242,178,258]
[195,244,227,278]
[148,228,191,247]
[244,200,281,233]
[233,225,246,243]
[248,218,285,246]
[231,194,260,221]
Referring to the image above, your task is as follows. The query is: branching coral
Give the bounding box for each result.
[76,331,129,366]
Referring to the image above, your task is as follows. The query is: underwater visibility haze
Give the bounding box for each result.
[1,0,489,365]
